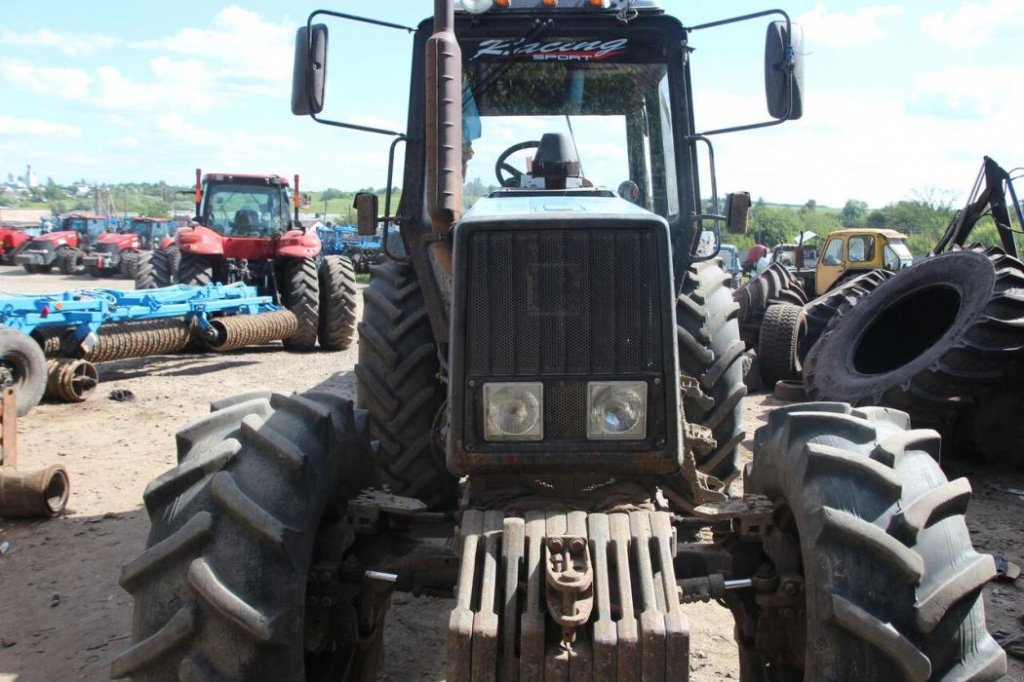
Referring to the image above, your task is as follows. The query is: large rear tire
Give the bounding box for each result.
[176,253,215,287]
[134,252,157,290]
[111,390,385,681]
[803,250,1024,420]
[677,259,747,486]
[0,328,47,417]
[278,257,321,351]
[734,402,1006,681]
[355,261,457,509]
[317,255,358,351]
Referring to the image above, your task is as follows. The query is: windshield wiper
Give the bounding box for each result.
[465,18,553,106]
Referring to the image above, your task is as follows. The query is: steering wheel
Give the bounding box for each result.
[495,140,541,188]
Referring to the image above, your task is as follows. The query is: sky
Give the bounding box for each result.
[1,0,1021,207]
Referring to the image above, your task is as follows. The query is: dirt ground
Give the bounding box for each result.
[0,267,1021,681]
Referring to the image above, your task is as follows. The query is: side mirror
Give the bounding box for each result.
[725,192,751,234]
[354,193,379,236]
[765,21,804,120]
[291,24,328,116]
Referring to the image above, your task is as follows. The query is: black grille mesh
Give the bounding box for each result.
[466,229,661,377]
[93,242,119,254]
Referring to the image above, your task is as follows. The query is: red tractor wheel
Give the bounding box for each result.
[277,257,320,351]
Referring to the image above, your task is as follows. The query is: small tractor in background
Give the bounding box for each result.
[80,217,175,279]
[169,170,356,351]
[113,2,1005,680]
[132,218,181,288]
[777,227,914,295]
[14,213,108,274]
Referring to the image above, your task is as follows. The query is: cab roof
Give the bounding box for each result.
[828,227,909,240]
[203,173,290,187]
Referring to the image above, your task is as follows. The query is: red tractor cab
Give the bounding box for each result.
[171,170,356,351]
[83,216,177,279]
[15,213,107,274]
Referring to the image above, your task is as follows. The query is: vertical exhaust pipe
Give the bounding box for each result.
[425,0,463,274]
[194,168,202,221]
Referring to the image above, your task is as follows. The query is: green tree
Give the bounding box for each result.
[321,188,342,202]
[840,199,868,227]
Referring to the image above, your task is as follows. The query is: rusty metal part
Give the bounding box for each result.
[0,464,70,518]
[545,535,594,645]
[447,509,690,681]
[0,388,70,518]
[45,358,98,403]
[84,319,191,362]
[206,310,298,352]
[32,327,67,358]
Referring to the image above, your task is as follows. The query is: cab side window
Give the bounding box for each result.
[822,238,843,266]
[848,236,874,263]
[884,245,900,270]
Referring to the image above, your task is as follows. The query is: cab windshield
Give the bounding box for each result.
[460,37,678,216]
[202,183,290,236]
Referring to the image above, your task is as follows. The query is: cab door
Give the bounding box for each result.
[816,236,846,295]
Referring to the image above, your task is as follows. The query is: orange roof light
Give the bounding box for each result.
[589,0,610,6]
[542,0,557,6]
[495,0,510,6]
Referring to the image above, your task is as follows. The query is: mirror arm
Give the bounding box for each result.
[383,135,411,264]
[304,10,416,137]
[685,9,798,137]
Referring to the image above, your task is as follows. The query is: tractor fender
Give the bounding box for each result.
[277,229,322,259]
[176,225,224,256]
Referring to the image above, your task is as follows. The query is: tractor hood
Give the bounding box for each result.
[31,231,78,245]
[463,191,653,220]
[95,232,141,249]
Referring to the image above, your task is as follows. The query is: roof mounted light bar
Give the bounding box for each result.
[455,0,661,12]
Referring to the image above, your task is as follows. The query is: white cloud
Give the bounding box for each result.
[913,65,1024,118]
[0,116,81,138]
[0,59,92,99]
[922,0,1024,50]
[0,29,119,57]
[134,6,292,89]
[797,4,904,48]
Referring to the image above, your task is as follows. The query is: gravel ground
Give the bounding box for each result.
[0,266,1020,681]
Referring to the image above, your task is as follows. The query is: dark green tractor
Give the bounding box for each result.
[112,2,1005,680]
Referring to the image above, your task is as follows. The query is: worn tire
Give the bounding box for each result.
[155,247,178,287]
[757,304,806,386]
[802,269,892,361]
[734,402,1006,681]
[734,263,807,349]
[120,250,140,279]
[176,253,215,287]
[277,257,320,351]
[317,255,358,351]
[678,259,747,486]
[0,328,47,417]
[772,379,808,402]
[134,252,157,290]
[57,247,81,275]
[112,390,385,681]
[355,261,457,509]
[804,249,1024,419]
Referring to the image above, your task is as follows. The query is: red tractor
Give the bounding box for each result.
[0,228,31,265]
[173,170,357,351]
[80,219,167,280]
[14,213,108,274]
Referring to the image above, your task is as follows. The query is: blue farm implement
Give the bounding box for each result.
[0,283,298,414]
[317,224,402,273]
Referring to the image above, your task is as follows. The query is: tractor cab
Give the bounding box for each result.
[128,217,175,251]
[62,213,109,244]
[198,173,294,237]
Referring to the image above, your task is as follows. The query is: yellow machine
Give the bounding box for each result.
[785,227,913,295]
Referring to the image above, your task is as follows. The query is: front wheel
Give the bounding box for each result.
[277,257,320,351]
[317,255,358,351]
[0,329,47,416]
[734,402,1006,680]
[112,389,386,681]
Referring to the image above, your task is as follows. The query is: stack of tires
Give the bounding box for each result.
[804,248,1024,467]
[733,262,807,349]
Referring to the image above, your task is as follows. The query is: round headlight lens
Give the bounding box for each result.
[461,0,495,14]
[484,383,543,440]
[588,382,647,439]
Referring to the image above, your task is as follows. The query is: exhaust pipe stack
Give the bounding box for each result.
[425,0,463,275]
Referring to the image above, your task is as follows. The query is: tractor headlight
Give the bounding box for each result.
[483,382,543,441]
[587,381,647,440]
[460,0,495,14]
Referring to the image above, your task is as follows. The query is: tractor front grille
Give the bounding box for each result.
[465,229,662,377]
